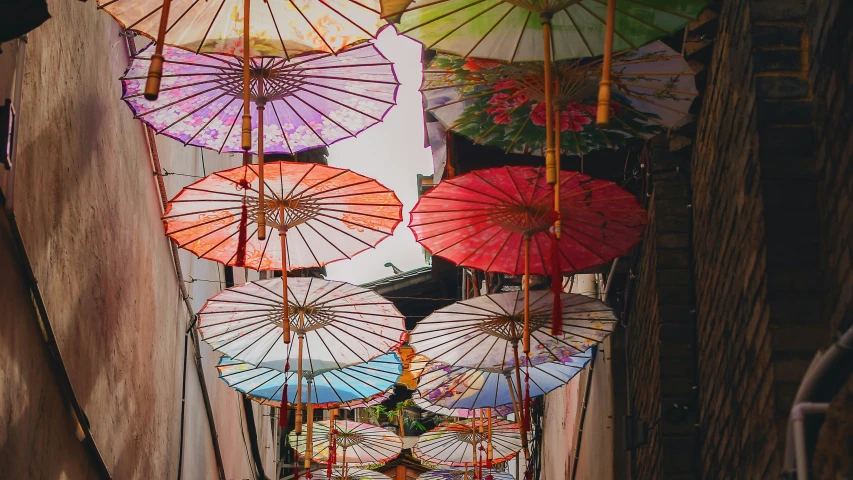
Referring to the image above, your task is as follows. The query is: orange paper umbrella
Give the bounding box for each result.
[164,160,403,344]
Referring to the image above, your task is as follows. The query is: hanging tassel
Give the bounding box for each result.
[524,362,531,431]
[294,451,300,480]
[279,361,290,429]
[478,444,485,480]
[550,232,563,335]
[327,423,335,479]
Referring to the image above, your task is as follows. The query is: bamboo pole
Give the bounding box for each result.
[241,0,252,151]
[295,313,305,435]
[471,416,478,475]
[486,408,493,465]
[523,235,531,353]
[143,0,172,100]
[509,345,530,459]
[256,73,266,240]
[304,379,313,470]
[597,0,617,126]
[541,13,556,185]
[553,106,561,239]
[280,212,290,343]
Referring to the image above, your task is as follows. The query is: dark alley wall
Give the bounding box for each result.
[626,0,853,478]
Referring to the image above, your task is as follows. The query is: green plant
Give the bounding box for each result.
[365,401,427,433]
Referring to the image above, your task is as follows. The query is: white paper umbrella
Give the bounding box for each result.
[414,419,524,467]
[291,420,403,466]
[408,290,615,371]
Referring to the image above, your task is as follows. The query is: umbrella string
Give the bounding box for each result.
[279,362,290,429]
[524,362,531,432]
[327,425,336,479]
[235,177,251,267]
[477,443,484,480]
[293,451,300,480]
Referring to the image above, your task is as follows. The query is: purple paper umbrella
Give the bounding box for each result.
[121,42,399,155]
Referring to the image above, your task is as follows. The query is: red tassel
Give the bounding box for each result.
[294,452,300,480]
[550,232,563,335]
[478,444,484,480]
[235,178,250,267]
[279,361,290,429]
[327,425,335,479]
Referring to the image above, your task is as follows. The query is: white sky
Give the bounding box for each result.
[324,28,434,285]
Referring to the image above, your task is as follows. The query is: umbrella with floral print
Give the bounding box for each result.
[125,42,398,240]
[422,41,697,157]
[312,466,392,480]
[413,418,524,467]
[417,469,513,480]
[290,420,403,466]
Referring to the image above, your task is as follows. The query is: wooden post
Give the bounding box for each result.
[143,0,172,100]
[295,315,304,435]
[304,380,313,470]
[541,12,556,185]
[597,0,617,126]
[256,74,266,241]
[486,408,493,465]
[523,235,531,353]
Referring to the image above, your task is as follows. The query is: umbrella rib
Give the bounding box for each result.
[184,97,238,146]
[317,371,348,405]
[292,224,323,267]
[124,4,163,32]
[318,0,374,38]
[298,79,397,105]
[134,84,223,118]
[311,328,346,371]
[509,10,531,63]
[313,211,391,237]
[217,101,242,153]
[302,221,351,261]
[289,91,357,137]
[560,8,594,56]
[156,91,231,134]
[162,205,242,220]
[465,3,516,58]
[291,168,348,199]
[268,101,296,154]
[194,0,227,54]
[264,0,290,60]
[280,96,329,146]
[297,86,384,123]
[315,326,373,364]
[287,0,335,52]
[575,3,637,50]
[483,230,514,272]
[426,1,505,51]
[398,0,490,35]
[424,221,497,252]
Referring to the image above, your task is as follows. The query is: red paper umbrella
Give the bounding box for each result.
[409,165,646,353]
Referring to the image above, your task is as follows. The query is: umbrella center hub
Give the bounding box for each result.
[250,197,320,230]
[335,430,365,448]
[480,314,548,341]
[454,431,487,445]
[489,203,554,236]
[286,305,332,333]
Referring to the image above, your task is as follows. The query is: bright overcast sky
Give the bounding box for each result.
[324,28,434,285]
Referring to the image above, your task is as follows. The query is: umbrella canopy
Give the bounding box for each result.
[412,395,514,419]
[313,466,392,480]
[290,420,403,465]
[216,352,402,408]
[417,469,513,480]
[392,0,707,62]
[409,165,646,275]
[198,277,406,372]
[414,350,593,415]
[122,43,399,155]
[99,0,385,57]
[163,160,402,271]
[414,419,523,467]
[408,291,613,370]
[423,41,697,156]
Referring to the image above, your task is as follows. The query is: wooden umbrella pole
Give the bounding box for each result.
[304,379,313,470]
[280,213,290,343]
[256,75,266,241]
[295,316,304,435]
[144,0,172,100]
[597,0,617,126]
[553,106,561,239]
[508,352,529,459]
[471,415,478,474]
[486,408,493,465]
[241,0,252,151]
[540,12,556,185]
[523,235,531,353]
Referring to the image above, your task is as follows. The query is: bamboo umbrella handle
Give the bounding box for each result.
[304,379,313,470]
[540,12,556,185]
[486,408,493,465]
[143,0,172,100]
[295,330,304,435]
[597,0,616,126]
[256,78,266,241]
[523,235,531,353]
[471,417,478,475]
[509,349,529,459]
[241,0,252,151]
[280,217,290,344]
[553,107,561,239]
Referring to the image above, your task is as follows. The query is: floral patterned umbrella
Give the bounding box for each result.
[290,420,403,466]
[414,419,524,467]
[127,43,398,238]
[100,0,386,100]
[417,469,513,480]
[412,395,514,420]
[198,276,406,447]
[312,466,392,480]
[422,41,697,157]
[165,160,401,344]
[390,0,707,172]
[216,352,402,408]
[413,350,593,416]
[122,43,399,156]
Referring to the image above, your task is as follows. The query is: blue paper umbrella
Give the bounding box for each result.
[217,352,402,408]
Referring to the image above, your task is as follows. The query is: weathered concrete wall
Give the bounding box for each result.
[0,0,272,478]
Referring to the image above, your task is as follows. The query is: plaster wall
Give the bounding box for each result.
[0,0,273,478]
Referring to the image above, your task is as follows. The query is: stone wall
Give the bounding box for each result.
[0,0,270,478]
